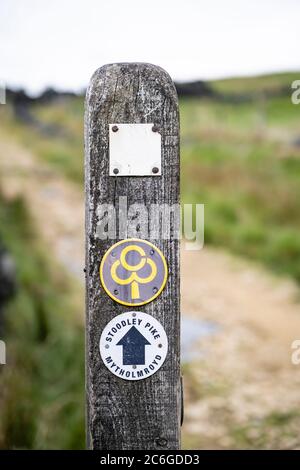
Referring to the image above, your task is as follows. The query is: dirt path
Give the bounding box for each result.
[1,137,300,449]
[0,136,84,281]
[182,249,300,448]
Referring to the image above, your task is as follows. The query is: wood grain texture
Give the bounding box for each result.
[85,63,180,450]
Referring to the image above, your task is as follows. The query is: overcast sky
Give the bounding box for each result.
[1,0,300,94]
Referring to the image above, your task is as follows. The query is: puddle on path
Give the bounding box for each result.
[181,315,218,361]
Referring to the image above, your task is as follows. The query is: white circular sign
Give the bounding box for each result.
[99,311,168,381]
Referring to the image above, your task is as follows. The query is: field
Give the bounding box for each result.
[0,71,300,448]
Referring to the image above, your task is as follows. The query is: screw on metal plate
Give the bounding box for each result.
[113,168,119,175]
[152,125,159,133]
[112,125,119,132]
[152,167,159,174]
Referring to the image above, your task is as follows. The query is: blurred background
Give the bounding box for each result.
[1,0,300,449]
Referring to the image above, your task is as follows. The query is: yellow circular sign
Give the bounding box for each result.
[99,239,168,306]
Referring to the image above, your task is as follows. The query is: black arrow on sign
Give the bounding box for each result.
[117,326,151,365]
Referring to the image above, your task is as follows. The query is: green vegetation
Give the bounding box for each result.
[210,71,299,95]
[0,97,84,184]
[0,72,300,448]
[4,72,298,283]
[230,410,300,449]
[181,90,300,281]
[0,193,85,449]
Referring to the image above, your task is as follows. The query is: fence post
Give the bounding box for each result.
[85,62,181,450]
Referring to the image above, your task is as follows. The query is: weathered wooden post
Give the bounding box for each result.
[85,63,180,450]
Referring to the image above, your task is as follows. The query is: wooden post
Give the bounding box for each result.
[85,63,180,450]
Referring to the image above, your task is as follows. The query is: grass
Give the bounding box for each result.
[210,71,300,95]
[1,71,300,449]
[229,411,300,450]
[0,98,84,184]
[2,74,300,284]
[0,193,85,449]
[180,89,300,281]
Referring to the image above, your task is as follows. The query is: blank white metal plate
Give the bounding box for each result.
[99,311,168,381]
[109,123,161,176]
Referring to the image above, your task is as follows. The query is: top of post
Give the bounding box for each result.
[85,62,178,114]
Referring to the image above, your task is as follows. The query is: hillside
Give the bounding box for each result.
[0,71,300,449]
